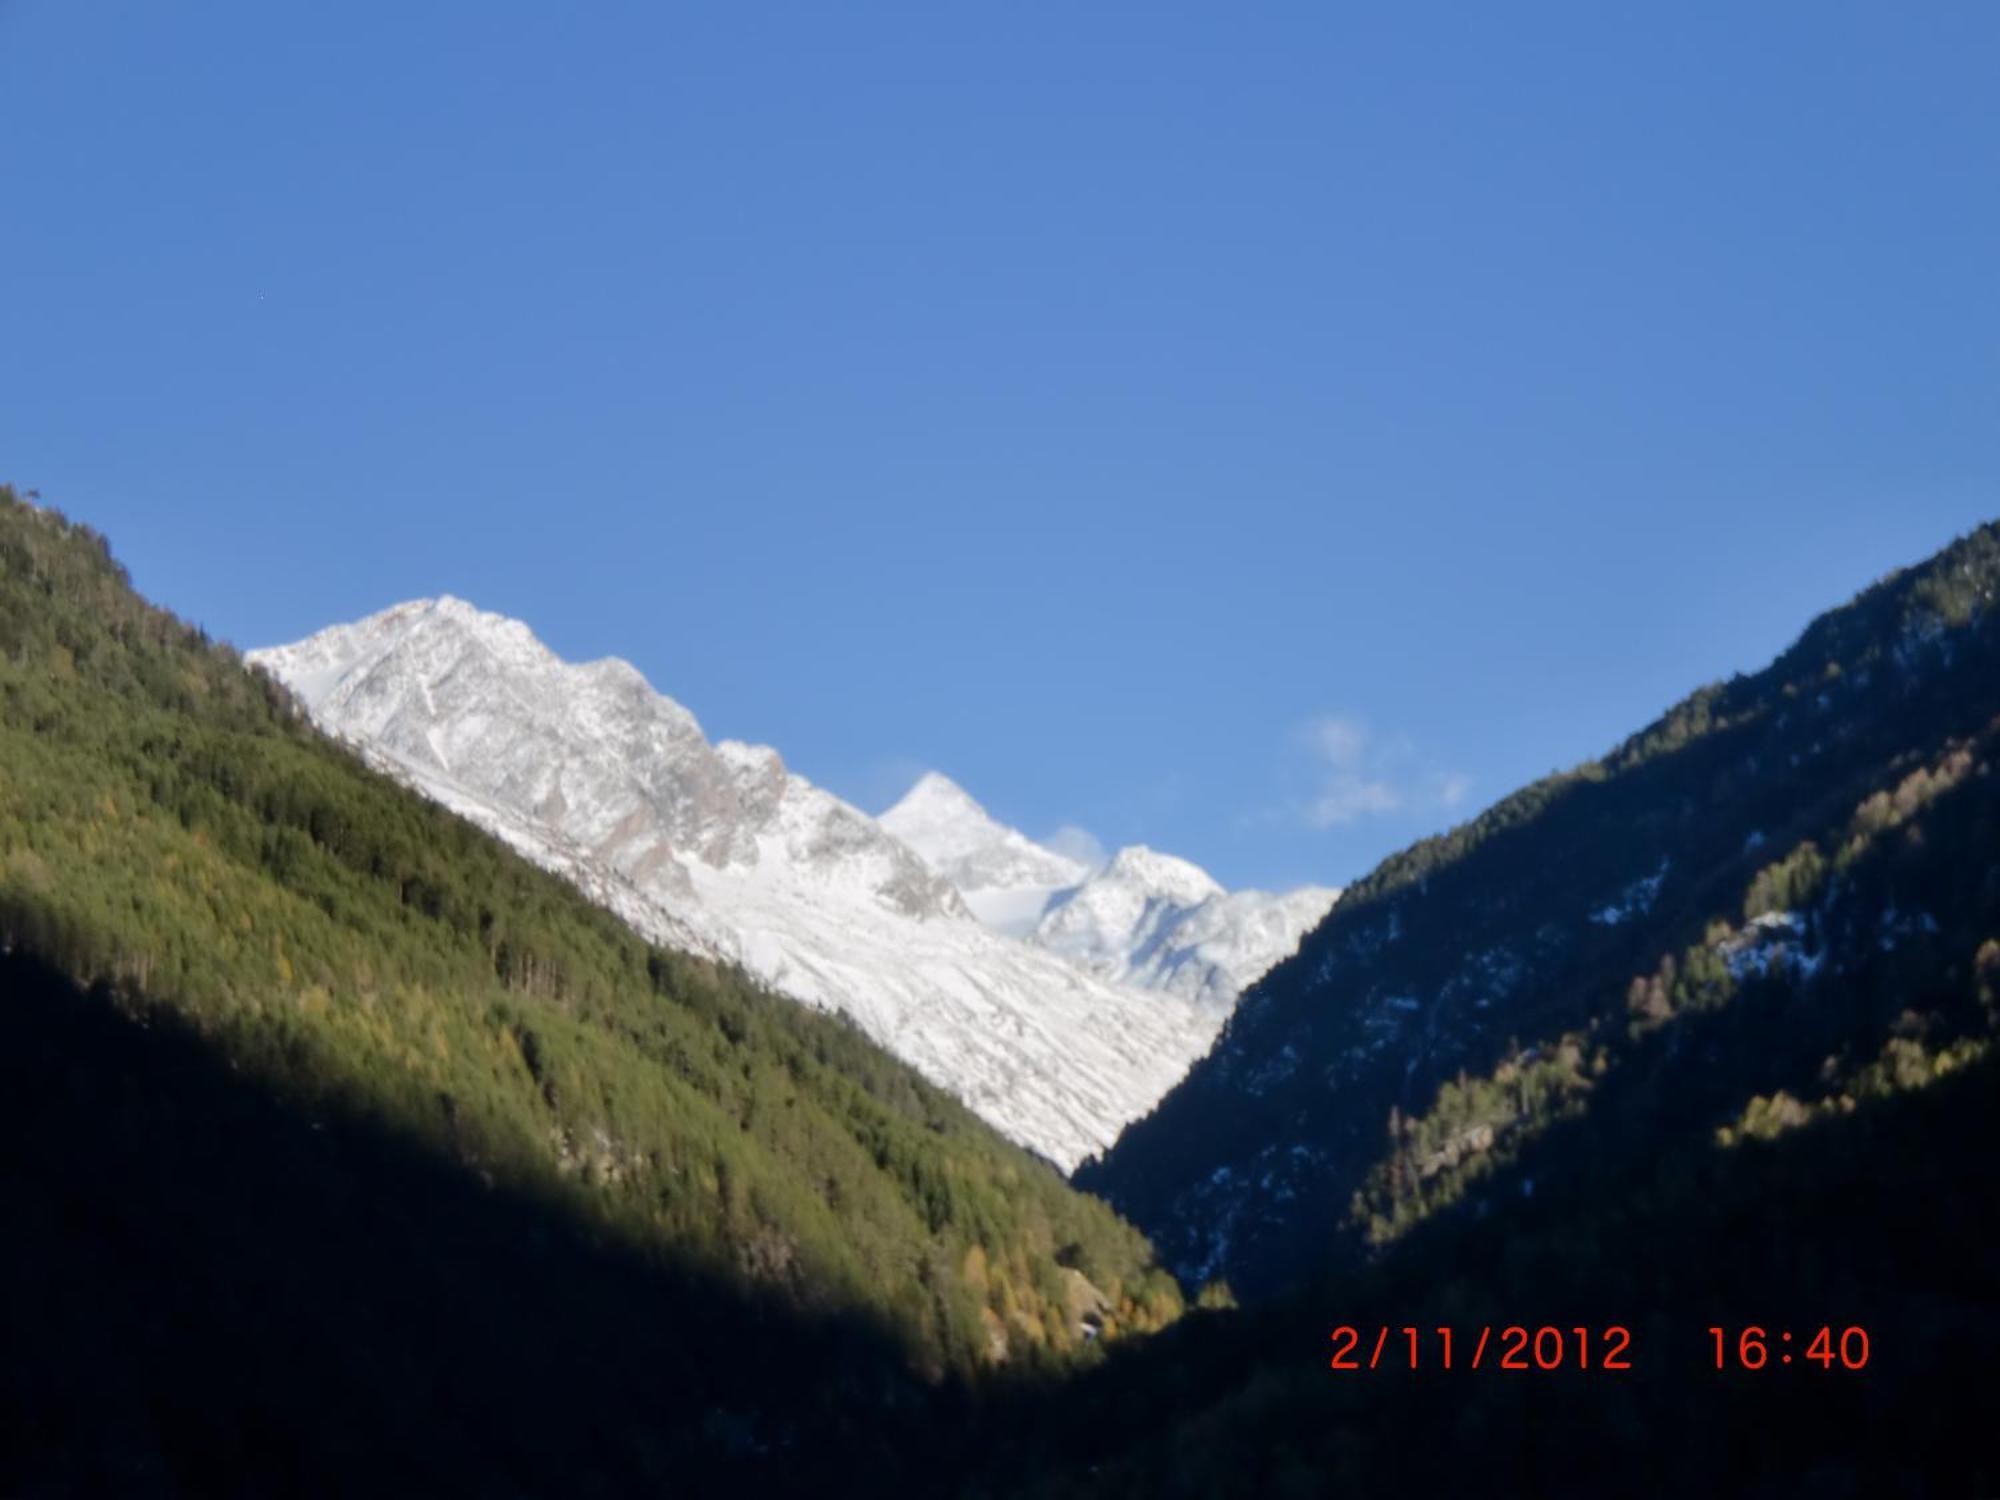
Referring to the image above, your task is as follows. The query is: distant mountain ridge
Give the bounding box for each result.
[251,598,1226,1169]
[1034,848,1339,1011]
[881,774,1340,1011]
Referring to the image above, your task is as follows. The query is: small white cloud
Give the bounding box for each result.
[1301,714,1370,770]
[1282,713,1470,831]
[1305,776,1403,829]
[1044,824,1108,871]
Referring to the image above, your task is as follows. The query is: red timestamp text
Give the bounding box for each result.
[1328,1325,1634,1373]
[1707,1326,1870,1370]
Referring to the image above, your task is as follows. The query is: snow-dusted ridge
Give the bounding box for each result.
[883,778,1340,1012]
[249,598,1230,1169]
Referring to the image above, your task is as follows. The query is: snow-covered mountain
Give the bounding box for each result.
[882,776,1340,1011]
[880,772,1092,936]
[1034,849,1340,1010]
[248,598,1221,1170]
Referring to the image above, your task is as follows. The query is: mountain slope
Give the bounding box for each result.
[1080,519,2000,1301]
[249,599,1218,1169]
[0,490,1184,1484]
[881,774,1340,1011]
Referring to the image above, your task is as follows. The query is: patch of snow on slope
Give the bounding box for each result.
[1589,858,1671,926]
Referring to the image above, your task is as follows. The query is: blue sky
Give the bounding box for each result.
[3,2,1994,891]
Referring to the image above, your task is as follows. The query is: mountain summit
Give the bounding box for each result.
[879,772,1091,934]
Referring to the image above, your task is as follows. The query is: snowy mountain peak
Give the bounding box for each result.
[892,770,989,826]
[416,594,570,669]
[880,771,1091,936]
[1098,845,1226,907]
[882,772,1075,870]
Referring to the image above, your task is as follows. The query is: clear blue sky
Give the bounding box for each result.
[3,2,1994,891]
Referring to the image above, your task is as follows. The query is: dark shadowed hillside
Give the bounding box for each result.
[1081,521,2000,1303]
[977,1021,2000,1497]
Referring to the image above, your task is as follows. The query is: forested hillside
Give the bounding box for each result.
[1081,520,2000,1302]
[0,489,1178,1495]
